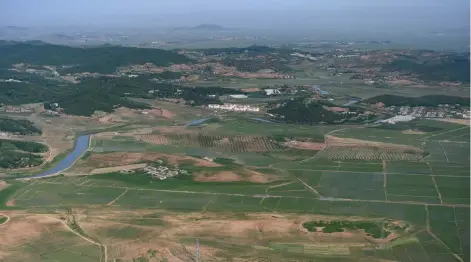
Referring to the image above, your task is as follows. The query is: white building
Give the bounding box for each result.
[208,103,259,112]
[380,115,415,124]
[229,94,248,99]
[264,89,281,96]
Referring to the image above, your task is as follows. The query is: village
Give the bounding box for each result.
[120,161,190,180]
[142,165,189,180]
[383,105,470,119]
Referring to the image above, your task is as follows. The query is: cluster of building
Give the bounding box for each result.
[261,84,330,97]
[384,106,470,119]
[379,115,415,124]
[0,79,23,83]
[207,103,260,112]
[311,85,329,95]
[290,52,318,61]
[264,89,281,96]
[143,165,188,180]
[228,94,248,99]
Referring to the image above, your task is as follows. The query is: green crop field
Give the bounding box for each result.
[1,116,469,262]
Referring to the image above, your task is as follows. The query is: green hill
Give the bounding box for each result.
[0,40,193,74]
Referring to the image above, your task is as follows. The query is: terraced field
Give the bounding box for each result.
[138,133,285,152]
[314,146,425,161]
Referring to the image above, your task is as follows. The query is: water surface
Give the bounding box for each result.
[30,134,91,178]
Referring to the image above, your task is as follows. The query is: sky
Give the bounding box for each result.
[1,0,469,29]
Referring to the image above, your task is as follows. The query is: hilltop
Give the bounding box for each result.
[191,24,226,30]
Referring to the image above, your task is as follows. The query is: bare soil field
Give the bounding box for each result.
[194,169,277,183]
[283,140,326,150]
[88,152,221,168]
[241,87,261,92]
[0,209,412,262]
[401,129,427,135]
[0,212,73,261]
[94,107,176,124]
[90,163,148,174]
[0,180,7,190]
[429,118,470,126]
[387,79,415,85]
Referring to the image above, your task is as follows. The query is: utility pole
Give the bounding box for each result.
[196,239,201,262]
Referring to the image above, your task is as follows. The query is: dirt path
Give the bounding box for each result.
[296,177,322,197]
[0,214,10,225]
[41,215,107,262]
[107,188,128,206]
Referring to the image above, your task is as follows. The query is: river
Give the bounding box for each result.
[185,118,211,126]
[27,116,274,178]
[29,134,91,178]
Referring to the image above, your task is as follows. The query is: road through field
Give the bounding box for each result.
[42,215,108,262]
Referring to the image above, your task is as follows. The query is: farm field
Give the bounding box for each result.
[0,114,469,261]
[2,144,469,262]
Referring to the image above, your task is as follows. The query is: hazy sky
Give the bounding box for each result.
[2,0,469,29]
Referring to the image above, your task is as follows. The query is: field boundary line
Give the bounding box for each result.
[421,126,469,141]
[438,141,450,163]
[425,205,464,262]
[278,168,466,177]
[11,179,39,199]
[295,177,321,197]
[37,181,470,207]
[416,237,433,262]
[427,162,443,204]
[428,230,463,262]
[107,188,128,206]
[445,133,470,141]
[386,194,441,198]
[453,207,464,255]
[382,161,388,201]
[265,181,293,194]
[72,177,89,185]
[299,150,322,163]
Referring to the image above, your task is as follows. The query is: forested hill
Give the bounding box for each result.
[364,95,470,107]
[0,41,193,73]
[381,53,470,83]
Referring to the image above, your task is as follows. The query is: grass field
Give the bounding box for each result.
[1,116,469,261]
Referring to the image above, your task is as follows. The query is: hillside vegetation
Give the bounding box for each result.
[0,40,193,73]
[364,95,470,107]
[0,139,47,169]
[381,53,470,83]
[267,98,353,124]
[0,117,42,135]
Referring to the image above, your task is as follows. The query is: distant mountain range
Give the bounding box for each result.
[170,24,234,31]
